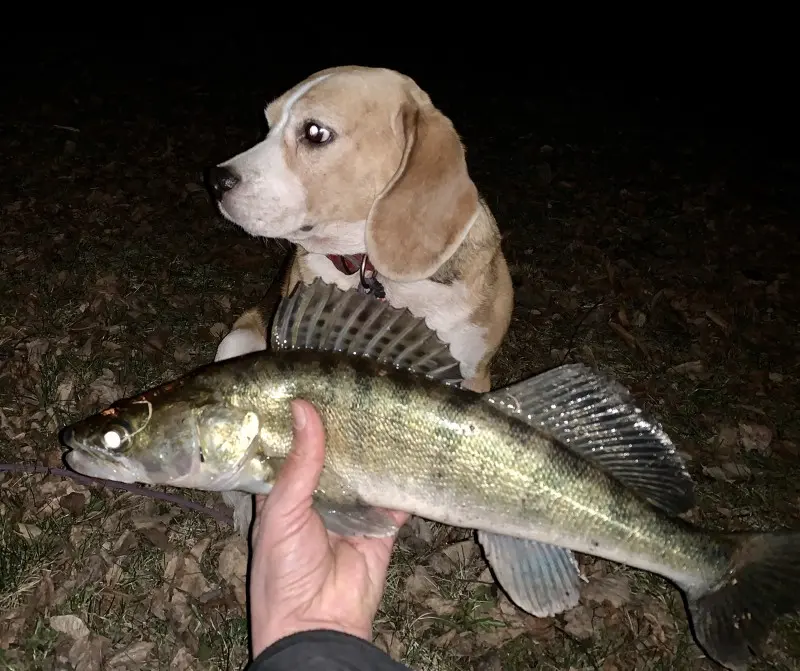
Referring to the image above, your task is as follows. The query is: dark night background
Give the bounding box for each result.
[3,35,797,261]
[1,34,798,671]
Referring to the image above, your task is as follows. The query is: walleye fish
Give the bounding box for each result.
[61,279,800,670]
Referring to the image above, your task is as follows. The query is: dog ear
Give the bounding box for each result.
[366,102,479,282]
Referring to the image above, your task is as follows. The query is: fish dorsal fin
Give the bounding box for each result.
[485,363,694,515]
[271,279,464,386]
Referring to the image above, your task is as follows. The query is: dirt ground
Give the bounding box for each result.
[1,40,798,670]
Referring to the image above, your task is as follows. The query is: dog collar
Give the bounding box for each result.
[326,254,386,299]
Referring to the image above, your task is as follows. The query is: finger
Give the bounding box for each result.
[254,494,269,517]
[250,494,269,538]
[343,533,402,593]
[264,399,326,517]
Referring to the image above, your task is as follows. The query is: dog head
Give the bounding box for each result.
[209,66,479,282]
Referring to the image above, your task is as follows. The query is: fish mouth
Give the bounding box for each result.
[61,426,149,484]
[62,438,214,489]
[64,449,143,484]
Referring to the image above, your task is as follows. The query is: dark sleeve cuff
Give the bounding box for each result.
[248,629,411,671]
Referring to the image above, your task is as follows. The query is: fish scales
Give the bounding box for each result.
[212,348,725,589]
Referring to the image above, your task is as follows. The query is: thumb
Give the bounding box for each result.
[264,399,326,517]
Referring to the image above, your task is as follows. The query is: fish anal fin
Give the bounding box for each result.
[478,530,582,617]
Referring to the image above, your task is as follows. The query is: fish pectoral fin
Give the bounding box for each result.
[485,364,695,516]
[314,500,400,538]
[478,531,582,618]
[270,278,464,386]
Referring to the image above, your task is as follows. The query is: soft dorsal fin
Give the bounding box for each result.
[485,364,694,515]
[271,279,464,386]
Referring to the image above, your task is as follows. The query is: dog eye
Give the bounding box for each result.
[302,121,333,145]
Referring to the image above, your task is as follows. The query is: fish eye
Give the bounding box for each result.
[102,420,132,450]
[103,430,124,449]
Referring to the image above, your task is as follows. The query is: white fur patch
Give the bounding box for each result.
[291,220,368,256]
[301,252,362,291]
[214,328,267,362]
[383,279,488,380]
[216,74,331,239]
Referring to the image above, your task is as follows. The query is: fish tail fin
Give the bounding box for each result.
[687,531,800,670]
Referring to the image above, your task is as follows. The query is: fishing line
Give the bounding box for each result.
[127,398,153,439]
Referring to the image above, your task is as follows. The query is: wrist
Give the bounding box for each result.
[255,617,372,657]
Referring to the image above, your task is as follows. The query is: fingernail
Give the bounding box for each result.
[290,401,307,431]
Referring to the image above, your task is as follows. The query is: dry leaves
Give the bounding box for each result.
[68,634,109,671]
[170,647,201,670]
[49,614,90,639]
[373,629,408,660]
[714,425,740,456]
[0,608,28,649]
[739,422,773,455]
[47,614,109,671]
[704,422,774,481]
[161,549,217,634]
[209,322,229,339]
[404,565,435,602]
[166,552,212,599]
[16,523,42,540]
[582,573,632,609]
[36,479,90,518]
[85,368,124,408]
[427,539,477,575]
[703,463,753,482]
[564,606,596,640]
[668,360,705,375]
[106,641,155,669]
[218,535,249,606]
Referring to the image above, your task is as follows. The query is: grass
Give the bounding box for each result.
[1,51,799,670]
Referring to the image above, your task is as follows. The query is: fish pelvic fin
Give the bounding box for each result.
[270,278,464,386]
[687,531,800,670]
[485,364,694,515]
[314,501,400,538]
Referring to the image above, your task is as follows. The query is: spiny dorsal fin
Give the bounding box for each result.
[485,363,694,515]
[271,279,464,386]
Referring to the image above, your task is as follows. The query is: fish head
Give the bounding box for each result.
[62,390,269,492]
[61,393,200,485]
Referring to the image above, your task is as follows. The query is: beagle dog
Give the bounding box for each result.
[209,65,513,394]
[208,66,514,533]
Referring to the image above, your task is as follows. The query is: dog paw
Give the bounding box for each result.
[215,329,266,362]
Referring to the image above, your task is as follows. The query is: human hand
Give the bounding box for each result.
[248,399,409,658]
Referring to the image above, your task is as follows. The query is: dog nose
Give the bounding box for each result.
[207,166,240,199]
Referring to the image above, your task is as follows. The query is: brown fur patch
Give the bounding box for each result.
[366,102,479,282]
